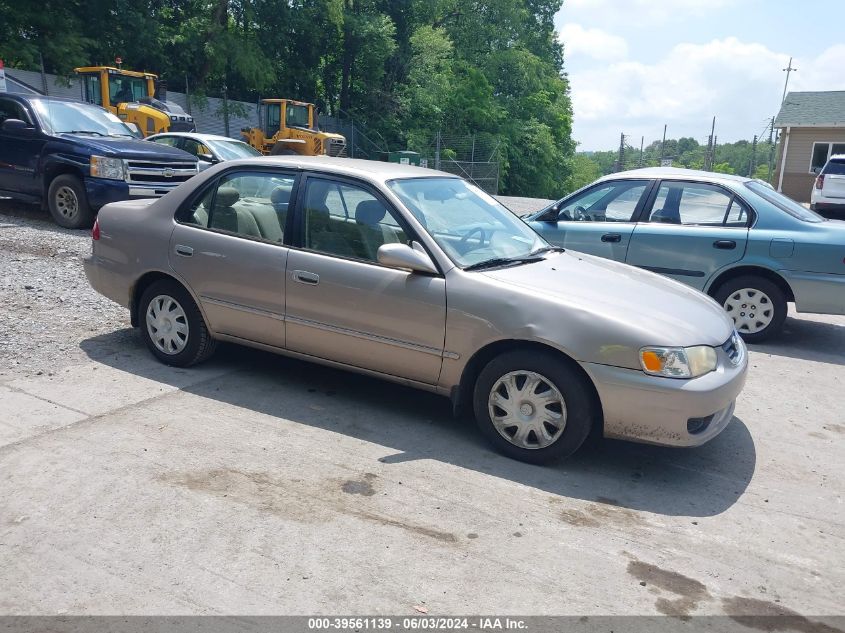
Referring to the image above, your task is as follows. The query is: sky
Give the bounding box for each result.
[554,0,845,150]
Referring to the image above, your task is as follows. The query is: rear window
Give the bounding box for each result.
[745,181,824,223]
[823,158,845,176]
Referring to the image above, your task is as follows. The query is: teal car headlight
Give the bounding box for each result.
[90,155,126,181]
[639,345,717,378]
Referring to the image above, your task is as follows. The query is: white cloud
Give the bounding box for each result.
[568,38,845,150]
[558,23,629,61]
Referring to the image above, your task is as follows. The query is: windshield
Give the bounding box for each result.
[109,75,147,104]
[32,100,135,137]
[286,104,312,129]
[745,181,824,223]
[208,139,262,160]
[388,177,548,268]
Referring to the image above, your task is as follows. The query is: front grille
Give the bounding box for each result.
[126,160,197,185]
[722,332,743,366]
[326,138,347,157]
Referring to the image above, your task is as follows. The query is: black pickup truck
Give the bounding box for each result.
[0,93,198,228]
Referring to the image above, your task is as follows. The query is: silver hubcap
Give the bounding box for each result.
[146,295,189,355]
[55,186,79,219]
[488,370,566,450]
[723,288,774,334]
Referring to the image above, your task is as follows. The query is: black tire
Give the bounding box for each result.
[473,350,596,464]
[713,275,787,343]
[138,280,217,367]
[47,174,95,229]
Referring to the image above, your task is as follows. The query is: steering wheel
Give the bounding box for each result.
[458,226,488,249]
[574,205,591,221]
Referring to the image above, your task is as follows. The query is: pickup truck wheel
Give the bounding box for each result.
[48,174,94,229]
[473,350,595,464]
[269,143,297,156]
[713,275,787,343]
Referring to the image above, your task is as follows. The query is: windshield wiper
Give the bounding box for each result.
[63,130,107,136]
[529,245,565,256]
[463,255,545,271]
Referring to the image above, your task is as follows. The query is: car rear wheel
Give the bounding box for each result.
[138,280,217,367]
[714,275,787,343]
[473,350,596,463]
[48,174,94,229]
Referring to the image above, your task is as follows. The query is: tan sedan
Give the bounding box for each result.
[84,157,748,463]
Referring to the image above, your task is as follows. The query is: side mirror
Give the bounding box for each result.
[377,243,438,274]
[2,119,34,135]
[197,153,218,163]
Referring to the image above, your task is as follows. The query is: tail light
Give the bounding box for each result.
[92,218,100,241]
[815,174,825,190]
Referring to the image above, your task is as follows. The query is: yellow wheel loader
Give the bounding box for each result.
[74,66,195,137]
[242,99,346,157]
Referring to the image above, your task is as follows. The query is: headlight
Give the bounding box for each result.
[90,155,126,181]
[639,345,717,378]
[170,115,177,121]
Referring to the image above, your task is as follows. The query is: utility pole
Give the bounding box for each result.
[660,124,667,162]
[435,128,441,170]
[639,136,644,167]
[781,57,797,103]
[749,135,758,176]
[184,73,191,115]
[706,116,716,170]
[767,116,776,183]
[222,84,229,137]
[616,132,626,172]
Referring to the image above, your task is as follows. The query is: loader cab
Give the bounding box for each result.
[260,99,316,137]
[76,67,156,109]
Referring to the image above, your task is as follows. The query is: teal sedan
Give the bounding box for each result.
[525,168,845,341]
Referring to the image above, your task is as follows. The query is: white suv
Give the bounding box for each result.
[810,154,845,218]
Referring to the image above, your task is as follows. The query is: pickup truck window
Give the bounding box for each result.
[31,99,135,137]
[0,99,31,125]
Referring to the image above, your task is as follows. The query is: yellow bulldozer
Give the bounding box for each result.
[242,99,346,157]
[74,65,195,137]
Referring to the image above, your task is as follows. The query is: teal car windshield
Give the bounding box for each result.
[388,177,547,268]
[745,181,824,223]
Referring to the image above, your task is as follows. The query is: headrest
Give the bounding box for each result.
[271,186,292,205]
[215,186,240,208]
[355,200,387,226]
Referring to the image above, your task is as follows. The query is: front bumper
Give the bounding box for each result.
[85,178,181,210]
[810,201,845,218]
[581,343,747,447]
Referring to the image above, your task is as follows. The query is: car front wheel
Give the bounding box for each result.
[138,280,217,367]
[473,350,596,463]
[713,275,787,343]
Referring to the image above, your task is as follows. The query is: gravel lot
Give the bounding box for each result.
[0,202,131,382]
[1,198,843,618]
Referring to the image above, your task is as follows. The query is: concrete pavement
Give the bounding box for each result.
[0,311,843,616]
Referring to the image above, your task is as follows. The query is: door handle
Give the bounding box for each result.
[713,240,736,250]
[601,233,622,243]
[175,244,193,257]
[293,270,320,285]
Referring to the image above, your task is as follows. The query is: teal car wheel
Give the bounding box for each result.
[714,276,787,343]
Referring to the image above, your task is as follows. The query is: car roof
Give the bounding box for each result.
[149,132,246,142]
[217,156,455,182]
[601,167,752,185]
[3,94,84,105]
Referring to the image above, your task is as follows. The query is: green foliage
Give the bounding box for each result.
[2,0,573,195]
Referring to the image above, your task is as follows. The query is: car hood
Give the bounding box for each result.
[57,134,196,161]
[481,251,734,348]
